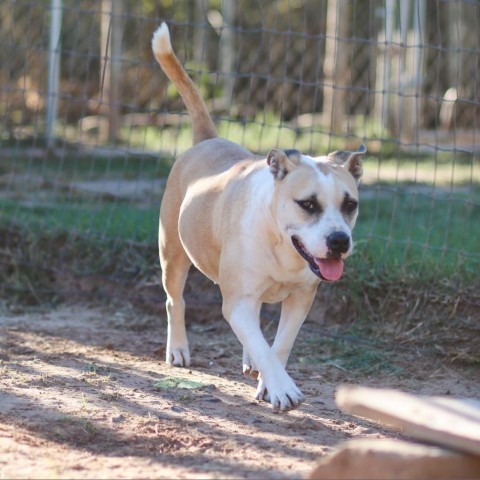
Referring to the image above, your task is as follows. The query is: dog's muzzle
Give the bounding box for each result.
[292,236,345,282]
[326,231,350,257]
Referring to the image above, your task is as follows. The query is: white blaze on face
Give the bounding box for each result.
[301,179,350,258]
[282,155,355,261]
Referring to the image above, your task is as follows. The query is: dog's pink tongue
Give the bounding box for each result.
[315,258,344,281]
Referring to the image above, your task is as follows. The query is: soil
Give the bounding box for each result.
[1,300,478,479]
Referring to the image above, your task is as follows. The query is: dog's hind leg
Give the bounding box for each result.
[243,348,259,378]
[242,305,261,378]
[159,205,192,367]
[160,249,191,366]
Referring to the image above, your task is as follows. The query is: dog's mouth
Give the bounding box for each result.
[291,236,344,282]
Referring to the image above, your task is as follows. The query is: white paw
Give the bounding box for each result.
[242,349,259,378]
[166,344,190,367]
[255,376,304,412]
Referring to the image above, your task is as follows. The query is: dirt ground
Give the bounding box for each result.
[1,300,478,479]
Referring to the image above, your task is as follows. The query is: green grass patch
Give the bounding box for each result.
[153,377,210,391]
[353,189,479,277]
[0,147,173,181]
[298,334,403,375]
[0,199,158,243]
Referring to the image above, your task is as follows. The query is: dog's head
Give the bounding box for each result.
[267,144,366,282]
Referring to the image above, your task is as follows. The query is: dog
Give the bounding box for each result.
[152,22,366,412]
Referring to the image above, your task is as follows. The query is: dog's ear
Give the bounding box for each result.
[267,149,300,180]
[328,144,367,184]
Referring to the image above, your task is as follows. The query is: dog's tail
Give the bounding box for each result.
[152,23,217,145]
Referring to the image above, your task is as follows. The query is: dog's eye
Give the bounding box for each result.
[296,199,318,213]
[343,199,358,214]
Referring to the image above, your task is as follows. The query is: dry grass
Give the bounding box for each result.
[1,225,478,369]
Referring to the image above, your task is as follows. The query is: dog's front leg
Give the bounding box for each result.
[256,286,317,401]
[225,298,304,412]
[273,286,317,365]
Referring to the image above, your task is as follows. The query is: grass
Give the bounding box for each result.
[53,415,99,444]
[298,334,403,376]
[1,198,158,243]
[1,185,477,274]
[362,157,478,186]
[354,186,479,277]
[0,148,173,181]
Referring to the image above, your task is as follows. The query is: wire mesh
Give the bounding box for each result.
[0,0,478,302]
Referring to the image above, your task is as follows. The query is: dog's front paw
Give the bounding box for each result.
[166,344,190,367]
[255,376,304,412]
[269,384,304,413]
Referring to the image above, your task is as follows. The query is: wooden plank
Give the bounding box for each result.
[309,438,480,480]
[336,385,480,456]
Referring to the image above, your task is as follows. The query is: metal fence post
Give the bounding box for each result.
[46,0,63,146]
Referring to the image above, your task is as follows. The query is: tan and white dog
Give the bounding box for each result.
[152,23,366,412]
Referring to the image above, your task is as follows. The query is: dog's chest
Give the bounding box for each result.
[260,274,317,304]
[260,283,294,303]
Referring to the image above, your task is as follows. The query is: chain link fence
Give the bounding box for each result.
[0,0,478,303]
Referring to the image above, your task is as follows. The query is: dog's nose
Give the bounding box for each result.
[326,231,350,255]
